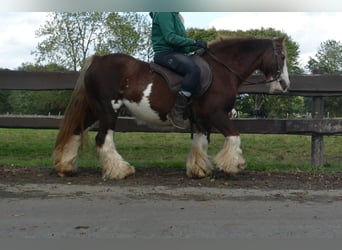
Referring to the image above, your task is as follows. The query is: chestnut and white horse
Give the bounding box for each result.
[54,36,290,180]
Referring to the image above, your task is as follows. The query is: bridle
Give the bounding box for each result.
[204,38,284,86]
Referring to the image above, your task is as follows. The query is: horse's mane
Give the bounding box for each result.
[208,36,257,49]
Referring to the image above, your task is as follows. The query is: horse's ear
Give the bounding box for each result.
[278,36,286,43]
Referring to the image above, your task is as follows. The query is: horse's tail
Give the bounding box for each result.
[54,56,94,151]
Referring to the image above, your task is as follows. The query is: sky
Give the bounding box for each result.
[1,12,342,70]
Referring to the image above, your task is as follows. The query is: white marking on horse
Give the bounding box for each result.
[281,59,290,88]
[214,135,246,174]
[122,83,170,126]
[186,133,212,178]
[98,129,135,180]
[55,135,81,175]
[111,99,123,113]
[269,80,284,93]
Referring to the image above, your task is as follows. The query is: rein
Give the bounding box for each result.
[204,39,282,86]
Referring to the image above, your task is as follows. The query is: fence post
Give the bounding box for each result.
[311,96,324,167]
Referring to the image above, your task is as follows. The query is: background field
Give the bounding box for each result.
[0,128,341,172]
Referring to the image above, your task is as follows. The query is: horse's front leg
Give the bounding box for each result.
[214,135,246,174]
[186,133,213,178]
[211,111,246,175]
[97,129,135,180]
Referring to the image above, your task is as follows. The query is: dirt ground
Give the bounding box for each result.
[1,165,342,191]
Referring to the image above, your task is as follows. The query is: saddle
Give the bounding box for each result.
[150,54,212,97]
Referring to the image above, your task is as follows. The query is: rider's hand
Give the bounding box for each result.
[194,40,208,49]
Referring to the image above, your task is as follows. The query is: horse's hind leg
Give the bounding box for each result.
[95,104,135,180]
[54,134,81,177]
[54,112,96,177]
[186,133,213,178]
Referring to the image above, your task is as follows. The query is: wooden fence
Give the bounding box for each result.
[1,70,342,167]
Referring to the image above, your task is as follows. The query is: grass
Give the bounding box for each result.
[0,128,341,172]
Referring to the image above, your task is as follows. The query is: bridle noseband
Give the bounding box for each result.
[204,38,284,86]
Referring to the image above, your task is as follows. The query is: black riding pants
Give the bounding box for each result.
[154,51,200,95]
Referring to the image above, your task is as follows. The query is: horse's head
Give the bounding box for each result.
[260,37,290,93]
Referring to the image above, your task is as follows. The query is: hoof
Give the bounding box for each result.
[102,165,136,181]
[187,167,212,179]
[56,169,78,177]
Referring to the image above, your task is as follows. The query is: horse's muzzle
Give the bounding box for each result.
[280,79,289,92]
[270,79,289,93]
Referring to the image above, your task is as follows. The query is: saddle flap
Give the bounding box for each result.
[150,62,183,92]
[150,54,212,97]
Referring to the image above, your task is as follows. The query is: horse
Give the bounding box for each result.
[53,36,290,180]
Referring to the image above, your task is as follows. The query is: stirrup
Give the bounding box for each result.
[168,114,190,129]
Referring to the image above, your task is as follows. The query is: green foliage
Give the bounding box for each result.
[0,90,10,113]
[306,39,342,117]
[6,90,71,115]
[307,40,342,74]
[264,95,305,118]
[100,12,153,62]
[32,12,152,71]
[4,63,72,115]
[34,12,108,71]
[187,28,219,42]
[324,96,342,117]
[18,62,69,72]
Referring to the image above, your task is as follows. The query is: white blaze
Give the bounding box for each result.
[281,59,290,88]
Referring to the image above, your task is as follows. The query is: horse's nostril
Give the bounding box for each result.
[280,79,288,91]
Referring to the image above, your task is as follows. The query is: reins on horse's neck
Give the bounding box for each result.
[204,39,281,86]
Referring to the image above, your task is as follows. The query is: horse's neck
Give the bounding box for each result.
[216,40,267,79]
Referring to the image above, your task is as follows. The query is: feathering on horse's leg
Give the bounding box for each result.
[54,112,96,177]
[214,135,246,175]
[209,112,246,175]
[53,58,94,177]
[95,109,135,180]
[97,129,135,180]
[54,134,81,177]
[186,133,212,178]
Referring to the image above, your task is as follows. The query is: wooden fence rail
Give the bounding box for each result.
[1,70,342,167]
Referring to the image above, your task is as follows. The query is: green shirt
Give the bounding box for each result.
[151,12,198,54]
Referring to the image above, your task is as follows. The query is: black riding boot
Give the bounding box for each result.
[168,92,190,129]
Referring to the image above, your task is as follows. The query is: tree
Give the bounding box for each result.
[97,12,153,62]
[33,12,152,71]
[33,12,103,71]
[306,39,342,117]
[187,28,219,43]
[307,40,342,74]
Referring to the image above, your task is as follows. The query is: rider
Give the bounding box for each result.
[150,12,208,129]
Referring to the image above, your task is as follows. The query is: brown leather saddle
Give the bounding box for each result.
[150,54,212,97]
